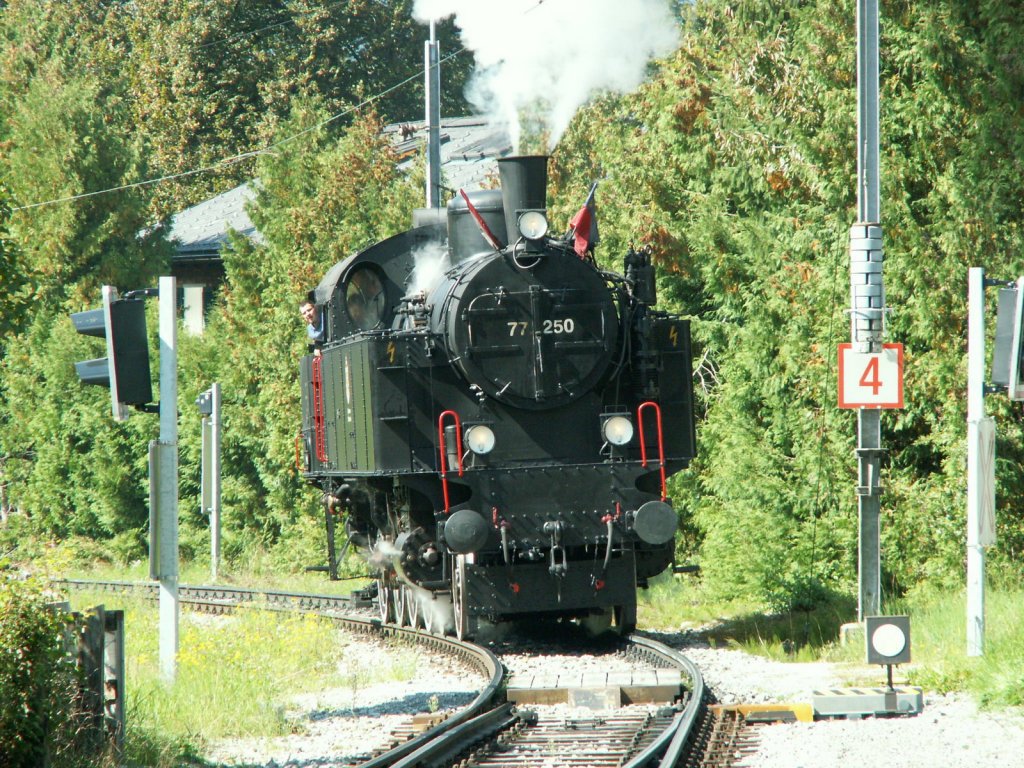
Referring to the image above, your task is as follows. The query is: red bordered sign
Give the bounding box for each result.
[838,343,905,409]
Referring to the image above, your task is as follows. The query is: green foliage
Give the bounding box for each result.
[123,0,470,215]
[167,100,420,565]
[0,184,28,350]
[0,577,80,768]
[5,0,1024,612]
[36,593,419,765]
[875,587,1024,708]
[643,577,1024,705]
[130,607,343,740]
[0,306,161,544]
[552,0,1024,607]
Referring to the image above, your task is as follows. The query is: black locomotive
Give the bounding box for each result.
[298,156,695,638]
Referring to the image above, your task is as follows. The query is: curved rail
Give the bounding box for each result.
[407,632,708,768]
[625,634,708,767]
[57,581,708,767]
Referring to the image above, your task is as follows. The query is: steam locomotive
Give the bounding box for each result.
[298,156,695,638]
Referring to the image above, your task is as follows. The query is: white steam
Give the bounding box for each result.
[414,0,679,150]
[367,538,402,570]
[408,241,450,296]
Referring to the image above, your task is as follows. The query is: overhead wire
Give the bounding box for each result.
[8,0,553,212]
[10,44,467,213]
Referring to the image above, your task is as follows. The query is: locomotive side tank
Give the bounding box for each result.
[299,156,696,637]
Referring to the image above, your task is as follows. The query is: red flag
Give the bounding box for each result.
[568,182,599,258]
[460,189,504,251]
[569,204,594,257]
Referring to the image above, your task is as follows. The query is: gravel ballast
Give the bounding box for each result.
[200,626,1024,767]
[674,638,1024,768]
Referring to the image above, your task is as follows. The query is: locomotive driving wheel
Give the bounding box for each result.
[404,586,421,629]
[452,554,469,641]
[391,585,406,626]
[423,597,439,634]
[376,579,392,623]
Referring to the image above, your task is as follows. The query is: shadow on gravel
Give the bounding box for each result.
[308,689,477,720]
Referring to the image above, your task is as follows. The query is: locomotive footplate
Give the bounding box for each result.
[460,551,638,620]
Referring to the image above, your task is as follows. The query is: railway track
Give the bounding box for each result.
[57,579,709,767]
[697,709,761,768]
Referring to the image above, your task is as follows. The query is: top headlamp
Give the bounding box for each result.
[517,210,548,240]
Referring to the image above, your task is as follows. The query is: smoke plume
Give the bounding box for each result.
[414,0,679,150]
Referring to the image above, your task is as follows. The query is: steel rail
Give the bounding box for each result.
[622,634,707,767]
[55,579,506,768]
[57,580,709,766]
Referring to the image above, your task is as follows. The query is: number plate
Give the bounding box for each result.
[838,343,904,409]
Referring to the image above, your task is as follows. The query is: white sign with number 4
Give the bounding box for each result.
[838,343,904,409]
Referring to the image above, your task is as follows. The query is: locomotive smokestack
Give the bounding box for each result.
[497,155,548,248]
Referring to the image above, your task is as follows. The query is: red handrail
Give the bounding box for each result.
[312,356,327,462]
[437,410,464,513]
[637,401,667,501]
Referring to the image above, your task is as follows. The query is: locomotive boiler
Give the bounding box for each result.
[298,156,696,638]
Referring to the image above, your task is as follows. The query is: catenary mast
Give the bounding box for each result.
[851,0,884,621]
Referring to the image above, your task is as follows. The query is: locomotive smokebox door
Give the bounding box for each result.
[443,255,617,410]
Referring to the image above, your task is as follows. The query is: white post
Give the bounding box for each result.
[200,383,222,582]
[966,267,987,656]
[200,410,211,562]
[158,276,179,680]
[211,383,221,582]
[425,20,442,208]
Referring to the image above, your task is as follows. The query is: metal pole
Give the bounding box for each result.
[966,267,987,655]
[425,20,442,208]
[157,276,179,681]
[852,0,884,622]
[211,382,222,582]
[856,0,881,225]
[200,411,211,563]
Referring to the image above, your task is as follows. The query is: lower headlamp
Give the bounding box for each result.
[601,415,634,446]
[465,424,496,455]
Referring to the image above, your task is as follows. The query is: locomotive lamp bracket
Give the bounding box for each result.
[470,383,488,408]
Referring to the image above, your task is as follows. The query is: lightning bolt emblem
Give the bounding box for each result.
[387,341,396,363]
[668,325,679,348]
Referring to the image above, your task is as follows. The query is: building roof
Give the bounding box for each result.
[169,117,512,261]
[169,181,262,261]
[385,115,513,193]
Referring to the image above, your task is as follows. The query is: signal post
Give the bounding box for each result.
[964,269,1023,656]
[154,276,179,680]
[73,277,179,680]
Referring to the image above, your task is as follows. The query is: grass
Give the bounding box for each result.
[64,589,420,767]
[639,575,1024,709]
[883,588,1024,707]
[639,575,854,662]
